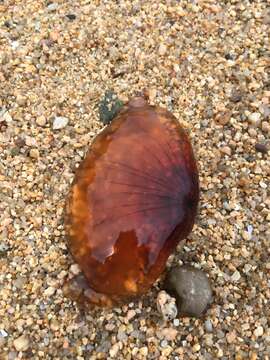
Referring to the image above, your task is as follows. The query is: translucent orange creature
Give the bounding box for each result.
[65,96,199,307]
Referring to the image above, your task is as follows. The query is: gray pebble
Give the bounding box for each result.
[205,319,213,333]
[230,88,243,103]
[217,330,225,339]
[164,265,213,317]
[117,331,128,342]
[160,339,168,348]
[96,340,111,353]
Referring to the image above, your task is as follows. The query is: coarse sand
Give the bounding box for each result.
[0,1,269,359]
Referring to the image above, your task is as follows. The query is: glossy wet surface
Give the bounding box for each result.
[66,100,199,305]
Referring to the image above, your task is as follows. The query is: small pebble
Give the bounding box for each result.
[159,328,178,341]
[29,148,39,159]
[192,343,201,352]
[13,335,29,352]
[47,3,58,11]
[109,343,119,358]
[36,115,47,127]
[139,347,148,356]
[126,309,136,321]
[98,91,123,124]
[25,136,37,147]
[261,121,270,133]
[230,89,242,103]
[215,111,231,125]
[254,326,264,337]
[231,270,241,282]
[226,330,236,344]
[0,329,8,337]
[2,111,13,123]
[160,339,168,348]
[53,116,69,130]
[248,112,261,127]
[44,286,56,297]
[0,243,9,256]
[255,143,268,154]
[157,290,178,320]
[158,44,167,56]
[70,264,81,275]
[16,95,27,106]
[117,331,127,342]
[0,337,6,347]
[164,265,212,317]
[66,14,76,20]
[205,319,213,333]
[8,351,17,360]
[220,146,232,156]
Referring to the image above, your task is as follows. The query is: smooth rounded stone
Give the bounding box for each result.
[164,265,213,317]
[205,319,213,333]
[255,143,268,154]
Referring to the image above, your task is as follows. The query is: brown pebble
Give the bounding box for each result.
[255,143,268,154]
[215,111,231,125]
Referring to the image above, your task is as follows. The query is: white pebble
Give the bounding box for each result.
[44,286,56,297]
[70,264,81,275]
[53,116,69,130]
[2,111,13,123]
[159,44,167,56]
[248,112,261,126]
[13,335,29,352]
[47,3,58,11]
[254,326,264,337]
[0,329,8,337]
[231,270,241,282]
[243,264,252,273]
[157,290,178,320]
[109,343,119,358]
